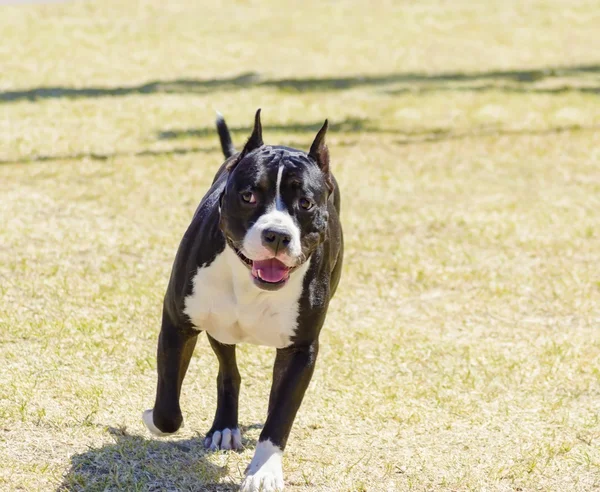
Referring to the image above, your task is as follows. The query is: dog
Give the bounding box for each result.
[142,109,343,491]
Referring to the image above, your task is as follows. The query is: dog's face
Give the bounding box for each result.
[220,111,331,291]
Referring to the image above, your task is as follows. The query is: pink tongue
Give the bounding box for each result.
[252,258,290,283]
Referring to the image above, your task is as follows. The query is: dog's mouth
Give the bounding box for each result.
[252,258,291,283]
[231,244,298,287]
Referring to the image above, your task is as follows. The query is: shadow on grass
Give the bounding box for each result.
[158,117,369,140]
[59,427,255,492]
[0,72,261,103]
[160,120,599,149]
[392,123,600,146]
[386,84,600,96]
[0,140,313,166]
[2,63,600,103]
[0,145,219,166]
[4,122,599,166]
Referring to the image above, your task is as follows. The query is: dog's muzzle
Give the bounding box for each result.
[227,237,302,291]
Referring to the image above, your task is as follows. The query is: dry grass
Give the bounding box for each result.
[1,0,600,490]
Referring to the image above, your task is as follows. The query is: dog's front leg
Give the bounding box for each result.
[240,340,319,492]
[204,334,242,451]
[143,316,199,435]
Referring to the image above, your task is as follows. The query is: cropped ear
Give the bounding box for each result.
[226,108,263,171]
[309,120,332,191]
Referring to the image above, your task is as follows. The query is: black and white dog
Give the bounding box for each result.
[143,110,343,491]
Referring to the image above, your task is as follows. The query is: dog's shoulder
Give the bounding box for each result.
[163,173,227,328]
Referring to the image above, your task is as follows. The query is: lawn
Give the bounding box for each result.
[1,0,600,490]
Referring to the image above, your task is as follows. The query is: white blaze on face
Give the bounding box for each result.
[275,163,284,211]
[242,164,302,266]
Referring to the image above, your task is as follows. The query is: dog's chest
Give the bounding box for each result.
[183,248,308,348]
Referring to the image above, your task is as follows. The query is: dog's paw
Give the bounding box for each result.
[239,440,284,491]
[142,409,182,437]
[204,428,243,451]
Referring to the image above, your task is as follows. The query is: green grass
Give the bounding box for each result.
[1,0,600,490]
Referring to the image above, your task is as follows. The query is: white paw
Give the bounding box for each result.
[142,409,181,437]
[239,440,284,491]
[204,427,243,451]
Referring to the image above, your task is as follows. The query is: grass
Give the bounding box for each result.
[1,0,600,490]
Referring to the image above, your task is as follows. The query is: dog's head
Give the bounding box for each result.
[219,110,332,291]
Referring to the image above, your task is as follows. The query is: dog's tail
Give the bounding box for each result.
[216,112,236,158]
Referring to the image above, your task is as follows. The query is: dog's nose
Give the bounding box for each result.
[262,228,291,252]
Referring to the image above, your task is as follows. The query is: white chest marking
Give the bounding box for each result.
[183,246,310,348]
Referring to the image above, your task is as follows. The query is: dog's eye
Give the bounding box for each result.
[299,197,313,210]
[240,191,256,204]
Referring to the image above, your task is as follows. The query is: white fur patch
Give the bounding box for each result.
[142,409,181,437]
[183,246,310,348]
[242,164,302,266]
[275,164,284,211]
[204,427,243,451]
[240,440,284,492]
[242,206,302,266]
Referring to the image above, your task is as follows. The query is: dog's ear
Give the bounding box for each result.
[309,119,329,174]
[226,109,263,172]
[243,108,264,155]
[309,120,332,191]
